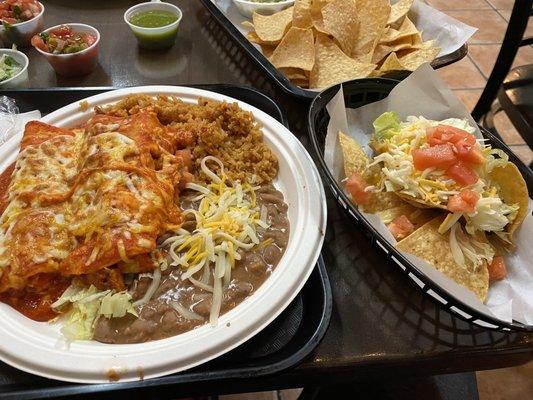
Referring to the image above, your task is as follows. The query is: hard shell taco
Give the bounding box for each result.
[337,114,529,301]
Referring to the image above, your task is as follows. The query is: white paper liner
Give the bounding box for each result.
[324,63,533,326]
[212,0,477,70]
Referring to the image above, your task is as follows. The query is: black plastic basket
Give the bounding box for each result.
[199,0,469,100]
[307,78,533,332]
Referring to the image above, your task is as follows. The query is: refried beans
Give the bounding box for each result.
[93,184,289,343]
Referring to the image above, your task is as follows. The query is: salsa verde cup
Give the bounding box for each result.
[0,1,44,48]
[124,1,182,50]
[0,49,28,88]
[33,23,100,77]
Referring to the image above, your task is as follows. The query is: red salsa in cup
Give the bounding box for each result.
[0,0,41,24]
[31,25,96,54]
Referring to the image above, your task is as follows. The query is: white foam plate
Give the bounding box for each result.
[0,86,327,383]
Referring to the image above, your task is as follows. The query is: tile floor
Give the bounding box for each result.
[205,2,533,399]
[428,0,533,166]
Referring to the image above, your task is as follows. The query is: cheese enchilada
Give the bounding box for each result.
[0,109,189,320]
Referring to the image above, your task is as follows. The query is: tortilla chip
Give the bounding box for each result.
[310,0,329,34]
[246,31,263,45]
[293,0,313,29]
[338,131,369,176]
[378,52,406,72]
[388,0,414,29]
[292,78,310,88]
[338,131,405,212]
[378,204,439,229]
[396,216,490,301]
[310,34,376,89]
[269,27,315,71]
[372,41,413,64]
[490,162,529,240]
[260,43,277,58]
[322,0,360,56]
[253,7,294,44]
[352,0,390,58]
[380,17,419,44]
[396,192,447,210]
[398,40,440,71]
[242,20,255,30]
[279,67,308,80]
[412,31,423,45]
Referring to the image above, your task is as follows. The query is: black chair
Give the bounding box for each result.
[472,0,533,164]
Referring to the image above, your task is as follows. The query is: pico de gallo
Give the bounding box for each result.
[31,25,97,54]
[0,0,41,24]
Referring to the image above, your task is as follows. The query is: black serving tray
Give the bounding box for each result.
[0,85,332,398]
[307,78,533,332]
[199,0,468,100]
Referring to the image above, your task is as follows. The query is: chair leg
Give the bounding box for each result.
[471,0,532,121]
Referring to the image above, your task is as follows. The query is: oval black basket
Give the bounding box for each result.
[307,78,533,332]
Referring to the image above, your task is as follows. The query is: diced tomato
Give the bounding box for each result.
[426,125,476,146]
[447,189,480,213]
[81,33,97,46]
[412,143,457,170]
[388,215,415,240]
[346,172,372,206]
[30,34,48,51]
[455,142,485,166]
[50,25,73,39]
[488,256,507,281]
[445,162,479,186]
[426,125,484,167]
[1,16,17,23]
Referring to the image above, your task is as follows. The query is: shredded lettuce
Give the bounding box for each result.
[465,197,518,234]
[439,118,477,135]
[52,284,136,340]
[449,222,494,270]
[373,112,400,141]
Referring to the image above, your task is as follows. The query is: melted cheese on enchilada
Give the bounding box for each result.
[0,110,189,319]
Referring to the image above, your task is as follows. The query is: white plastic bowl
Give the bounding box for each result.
[0,1,44,47]
[33,23,100,77]
[232,0,294,19]
[0,86,327,383]
[0,49,29,88]
[124,2,182,49]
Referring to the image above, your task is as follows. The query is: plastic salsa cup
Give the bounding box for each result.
[0,1,44,48]
[33,23,100,77]
[124,1,182,50]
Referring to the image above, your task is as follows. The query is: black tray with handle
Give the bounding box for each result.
[0,85,332,399]
[307,78,533,332]
[199,0,468,100]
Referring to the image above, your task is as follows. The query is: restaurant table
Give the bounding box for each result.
[4,0,533,397]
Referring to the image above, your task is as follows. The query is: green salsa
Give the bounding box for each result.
[129,10,178,28]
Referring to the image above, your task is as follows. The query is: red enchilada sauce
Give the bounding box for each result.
[0,163,69,321]
[0,163,14,213]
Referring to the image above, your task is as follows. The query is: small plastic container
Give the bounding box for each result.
[0,49,29,88]
[124,2,182,50]
[33,23,100,77]
[232,0,294,19]
[0,1,44,47]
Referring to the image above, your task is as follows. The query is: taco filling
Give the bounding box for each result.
[337,114,529,302]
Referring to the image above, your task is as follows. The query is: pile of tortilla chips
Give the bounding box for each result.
[337,131,529,302]
[245,0,441,89]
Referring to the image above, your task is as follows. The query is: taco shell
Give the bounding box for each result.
[338,131,406,213]
[378,203,440,230]
[396,216,489,301]
[490,162,529,240]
